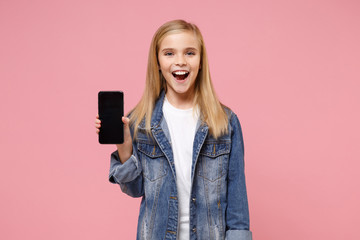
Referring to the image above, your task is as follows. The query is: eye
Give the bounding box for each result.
[186,51,195,55]
[164,52,173,56]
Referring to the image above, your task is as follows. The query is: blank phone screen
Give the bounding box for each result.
[98,91,124,144]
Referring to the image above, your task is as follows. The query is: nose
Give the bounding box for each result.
[175,54,187,66]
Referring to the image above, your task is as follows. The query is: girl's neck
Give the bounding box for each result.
[165,91,195,110]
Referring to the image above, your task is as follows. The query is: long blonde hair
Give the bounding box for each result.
[130,19,228,139]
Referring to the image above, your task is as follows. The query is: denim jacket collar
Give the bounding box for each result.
[140,90,209,182]
[150,90,166,129]
[146,90,209,134]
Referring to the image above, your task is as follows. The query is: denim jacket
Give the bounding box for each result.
[109,91,252,240]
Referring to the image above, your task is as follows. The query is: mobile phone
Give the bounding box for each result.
[98,91,124,144]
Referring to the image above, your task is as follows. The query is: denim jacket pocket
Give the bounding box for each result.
[137,141,167,181]
[198,141,231,182]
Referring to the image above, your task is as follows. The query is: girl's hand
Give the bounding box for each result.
[95,114,101,134]
[95,114,133,164]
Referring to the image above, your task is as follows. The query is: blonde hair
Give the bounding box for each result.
[130,19,228,139]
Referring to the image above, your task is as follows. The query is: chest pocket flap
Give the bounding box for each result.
[198,141,231,182]
[200,141,231,157]
[137,142,167,181]
[138,142,164,158]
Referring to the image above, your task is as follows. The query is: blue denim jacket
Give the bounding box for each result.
[109,91,252,240]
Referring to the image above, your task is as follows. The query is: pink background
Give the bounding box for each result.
[1,0,359,239]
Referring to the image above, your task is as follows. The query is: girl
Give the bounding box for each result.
[95,19,252,240]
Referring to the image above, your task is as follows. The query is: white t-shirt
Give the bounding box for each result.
[163,97,199,240]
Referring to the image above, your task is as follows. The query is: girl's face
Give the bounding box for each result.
[158,30,201,105]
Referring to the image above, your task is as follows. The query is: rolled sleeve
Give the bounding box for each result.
[109,151,142,183]
[108,148,144,198]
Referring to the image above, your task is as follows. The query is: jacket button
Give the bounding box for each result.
[192,198,196,202]
[192,228,196,233]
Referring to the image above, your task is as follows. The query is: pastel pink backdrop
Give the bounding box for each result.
[1,0,359,239]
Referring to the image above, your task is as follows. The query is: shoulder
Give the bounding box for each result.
[222,105,240,125]
[221,105,243,136]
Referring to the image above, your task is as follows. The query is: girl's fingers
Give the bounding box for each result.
[122,116,130,125]
[95,114,101,133]
[96,115,130,136]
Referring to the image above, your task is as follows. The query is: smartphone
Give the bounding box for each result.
[98,91,124,144]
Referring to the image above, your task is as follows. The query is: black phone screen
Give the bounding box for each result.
[98,91,124,144]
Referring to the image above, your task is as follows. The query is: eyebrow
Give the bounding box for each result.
[160,47,199,52]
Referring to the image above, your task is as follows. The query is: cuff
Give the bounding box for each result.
[226,230,252,240]
[109,152,142,183]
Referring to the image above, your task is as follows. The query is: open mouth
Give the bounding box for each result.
[172,71,189,81]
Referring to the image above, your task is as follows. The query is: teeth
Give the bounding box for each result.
[173,71,188,75]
